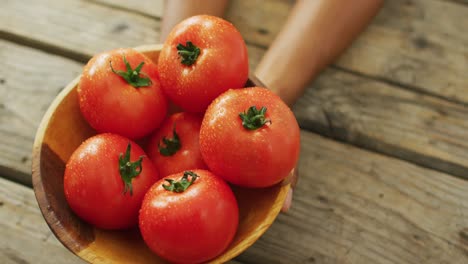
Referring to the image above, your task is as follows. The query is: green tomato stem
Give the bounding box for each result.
[119,143,144,195]
[177,41,200,66]
[162,171,199,193]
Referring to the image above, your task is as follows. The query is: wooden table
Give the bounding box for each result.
[1,0,468,263]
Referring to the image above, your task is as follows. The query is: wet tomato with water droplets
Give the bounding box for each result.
[64,133,160,229]
[158,15,249,113]
[139,169,238,263]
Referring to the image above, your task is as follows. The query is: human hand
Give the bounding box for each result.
[281,167,298,213]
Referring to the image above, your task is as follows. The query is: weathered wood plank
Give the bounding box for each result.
[0,177,84,264]
[5,129,468,263]
[0,40,83,184]
[294,68,468,179]
[338,0,468,104]
[225,0,292,47]
[86,0,163,18]
[0,0,160,59]
[237,131,468,263]
[443,0,468,6]
[94,0,468,104]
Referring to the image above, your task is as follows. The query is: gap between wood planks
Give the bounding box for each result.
[443,0,468,6]
[84,0,162,21]
[330,65,468,108]
[0,30,90,64]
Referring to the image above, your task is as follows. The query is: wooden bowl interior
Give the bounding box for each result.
[32,44,290,264]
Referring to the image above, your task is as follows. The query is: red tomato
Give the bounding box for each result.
[158,15,249,113]
[78,48,167,139]
[64,133,160,229]
[146,112,207,178]
[200,87,300,188]
[139,170,238,264]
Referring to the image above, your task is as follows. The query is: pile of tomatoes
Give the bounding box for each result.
[63,15,300,264]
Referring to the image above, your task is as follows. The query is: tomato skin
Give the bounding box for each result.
[147,112,207,178]
[139,170,239,264]
[64,133,160,230]
[158,15,249,113]
[78,48,168,139]
[200,87,300,188]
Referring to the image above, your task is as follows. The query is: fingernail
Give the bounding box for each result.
[281,188,293,213]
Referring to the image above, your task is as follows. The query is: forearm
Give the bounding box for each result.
[255,0,384,106]
[160,0,229,42]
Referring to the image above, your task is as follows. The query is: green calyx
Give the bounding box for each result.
[158,125,181,156]
[110,55,152,87]
[162,171,199,193]
[177,41,200,66]
[239,106,272,130]
[119,143,144,195]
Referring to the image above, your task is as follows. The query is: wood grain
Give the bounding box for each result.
[0,176,84,264]
[294,68,468,179]
[0,0,160,59]
[86,0,164,18]
[0,40,83,184]
[236,131,468,263]
[446,0,468,5]
[336,0,468,104]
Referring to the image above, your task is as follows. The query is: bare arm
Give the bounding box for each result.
[160,0,229,42]
[255,0,384,106]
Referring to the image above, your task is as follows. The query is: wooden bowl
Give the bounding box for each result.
[31,44,290,263]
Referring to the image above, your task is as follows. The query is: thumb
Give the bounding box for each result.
[281,167,298,213]
[281,188,293,213]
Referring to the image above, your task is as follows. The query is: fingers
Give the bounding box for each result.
[281,188,293,213]
[281,166,299,189]
[281,166,299,213]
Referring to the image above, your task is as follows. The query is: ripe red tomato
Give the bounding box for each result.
[146,112,207,178]
[64,133,159,229]
[158,15,249,113]
[139,170,238,263]
[78,48,167,139]
[200,87,300,188]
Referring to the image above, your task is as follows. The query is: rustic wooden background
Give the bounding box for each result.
[1,0,468,263]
